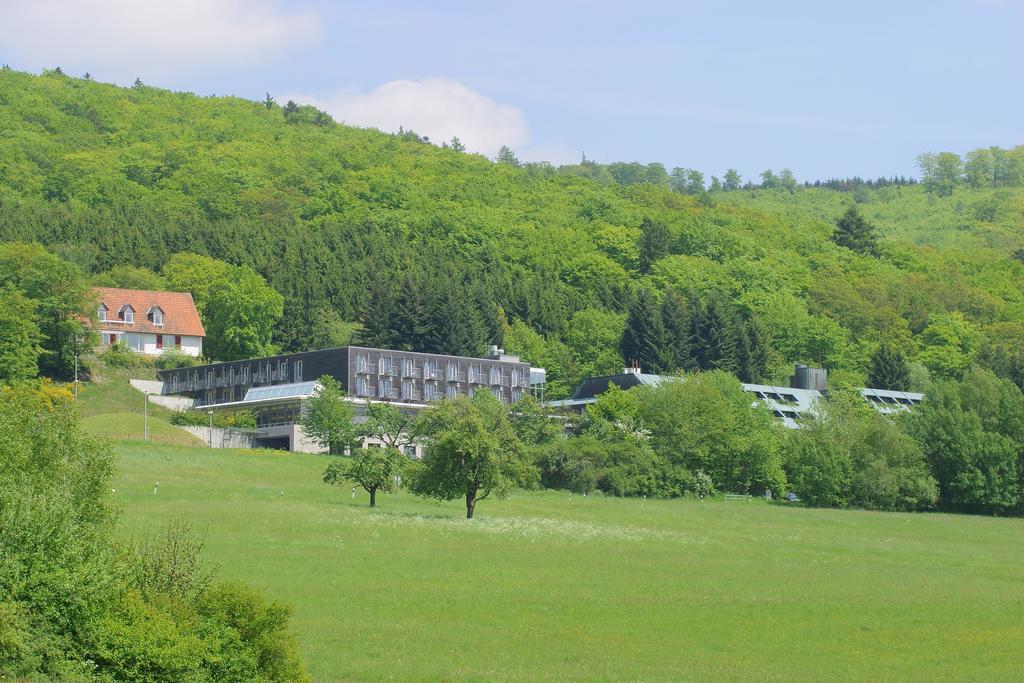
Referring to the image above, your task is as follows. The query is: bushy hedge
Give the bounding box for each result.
[171,408,257,429]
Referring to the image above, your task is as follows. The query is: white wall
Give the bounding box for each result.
[99,330,202,357]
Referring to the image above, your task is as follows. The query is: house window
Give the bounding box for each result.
[98,305,107,321]
[119,305,134,324]
[156,335,163,350]
[295,360,303,382]
[175,335,182,348]
[148,307,164,325]
[108,333,117,345]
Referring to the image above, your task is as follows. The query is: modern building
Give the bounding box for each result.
[549,364,924,428]
[154,345,546,451]
[93,287,204,356]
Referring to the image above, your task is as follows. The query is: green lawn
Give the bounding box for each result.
[113,443,1024,681]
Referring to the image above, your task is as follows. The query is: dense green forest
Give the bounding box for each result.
[1,68,1023,399]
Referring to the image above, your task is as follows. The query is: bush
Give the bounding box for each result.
[170,409,257,429]
[101,342,142,368]
[155,349,196,370]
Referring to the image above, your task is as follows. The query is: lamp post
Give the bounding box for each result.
[207,409,214,448]
[73,335,84,399]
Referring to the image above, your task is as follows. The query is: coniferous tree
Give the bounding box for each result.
[449,136,466,152]
[264,92,275,109]
[832,206,880,257]
[744,316,771,383]
[620,289,671,373]
[697,293,738,374]
[496,146,520,166]
[637,218,671,273]
[660,290,692,371]
[868,343,911,391]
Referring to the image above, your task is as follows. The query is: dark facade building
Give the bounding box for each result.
[157,345,539,409]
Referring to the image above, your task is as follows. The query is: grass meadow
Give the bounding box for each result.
[113,442,1024,681]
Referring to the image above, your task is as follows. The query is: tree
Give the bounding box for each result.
[449,136,465,152]
[868,343,911,390]
[779,168,797,194]
[162,253,232,314]
[93,265,167,290]
[918,151,963,196]
[0,291,44,383]
[361,401,417,451]
[203,266,284,361]
[906,370,1023,514]
[831,205,880,256]
[496,146,520,166]
[660,290,692,371]
[786,392,936,510]
[264,92,275,109]
[738,316,770,383]
[760,169,779,189]
[695,293,738,374]
[324,447,405,507]
[409,393,535,518]
[637,217,671,273]
[0,242,92,380]
[620,289,671,374]
[723,169,742,191]
[299,376,359,455]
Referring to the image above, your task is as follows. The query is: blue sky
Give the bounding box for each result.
[1,0,1021,180]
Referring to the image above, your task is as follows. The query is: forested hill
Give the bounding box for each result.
[1,68,1023,396]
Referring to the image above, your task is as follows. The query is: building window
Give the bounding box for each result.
[295,360,303,382]
[148,307,164,325]
[156,335,163,350]
[98,304,107,321]
[446,384,458,399]
[119,305,134,324]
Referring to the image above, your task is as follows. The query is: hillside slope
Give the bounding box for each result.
[1,68,1022,393]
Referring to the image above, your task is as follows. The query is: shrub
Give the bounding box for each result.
[170,409,257,429]
[101,342,141,368]
[155,349,196,370]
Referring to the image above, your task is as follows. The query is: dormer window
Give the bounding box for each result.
[147,306,164,326]
[98,304,108,322]
[118,305,134,324]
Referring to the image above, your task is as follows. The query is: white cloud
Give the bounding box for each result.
[0,0,320,80]
[286,79,529,158]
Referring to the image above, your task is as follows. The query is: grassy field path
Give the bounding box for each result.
[114,443,1024,681]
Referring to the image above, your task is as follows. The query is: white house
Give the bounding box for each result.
[93,287,205,357]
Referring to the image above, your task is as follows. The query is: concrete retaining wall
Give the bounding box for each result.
[182,425,257,449]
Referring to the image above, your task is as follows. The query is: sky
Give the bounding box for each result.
[0,0,1021,181]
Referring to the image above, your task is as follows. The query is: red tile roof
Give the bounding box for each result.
[92,287,205,337]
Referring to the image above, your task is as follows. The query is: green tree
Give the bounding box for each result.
[620,289,671,373]
[917,312,980,380]
[637,217,671,273]
[0,242,91,380]
[918,151,963,196]
[906,370,1023,514]
[779,168,797,194]
[831,206,880,256]
[0,291,44,383]
[695,292,738,374]
[93,265,167,290]
[659,290,692,371]
[203,266,284,361]
[723,169,742,191]
[299,376,359,455]
[496,146,520,166]
[868,343,911,390]
[409,392,535,518]
[324,447,406,507]
[360,401,417,450]
[449,136,466,152]
[162,253,232,314]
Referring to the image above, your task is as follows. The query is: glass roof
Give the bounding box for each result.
[243,381,319,402]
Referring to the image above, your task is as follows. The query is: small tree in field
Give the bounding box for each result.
[410,393,536,518]
[361,401,417,451]
[300,376,358,454]
[324,447,406,507]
